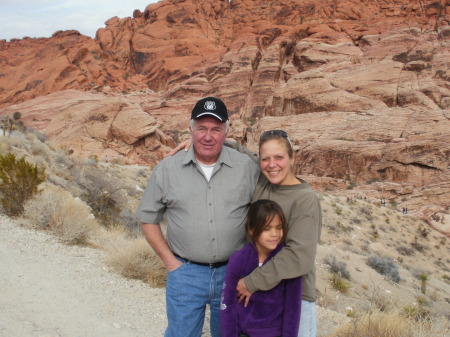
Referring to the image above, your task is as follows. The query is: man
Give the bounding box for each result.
[136,97,260,337]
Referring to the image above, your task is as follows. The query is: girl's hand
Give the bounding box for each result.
[237,279,253,307]
[166,140,192,156]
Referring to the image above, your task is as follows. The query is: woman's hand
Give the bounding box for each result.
[237,278,253,307]
[166,139,192,156]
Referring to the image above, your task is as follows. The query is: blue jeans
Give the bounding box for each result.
[298,300,317,337]
[165,258,227,337]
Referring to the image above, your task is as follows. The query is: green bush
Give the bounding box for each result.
[0,153,45,216]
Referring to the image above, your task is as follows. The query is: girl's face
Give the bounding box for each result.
[254,214,283,259]
[260,139,296,185]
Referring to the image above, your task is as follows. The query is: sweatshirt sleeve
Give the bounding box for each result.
[224,139,259,165]
[244,191,321,292]
[220,253,241,337]
[281,276,302,337]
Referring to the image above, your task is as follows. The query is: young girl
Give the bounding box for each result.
[220,199,302,337]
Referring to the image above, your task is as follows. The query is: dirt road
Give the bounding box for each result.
[0,215,167,337]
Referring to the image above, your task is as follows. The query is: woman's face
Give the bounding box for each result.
[259,139,296,185]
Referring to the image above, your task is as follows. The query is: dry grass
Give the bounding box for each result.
[49,197,98,245]
[23,185,99,245]
[330,309,449,337]
[105,234,166,288]
[331,310,413,337]
[329,273,351,293]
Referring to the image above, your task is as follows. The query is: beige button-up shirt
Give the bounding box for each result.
[136,146,260,263]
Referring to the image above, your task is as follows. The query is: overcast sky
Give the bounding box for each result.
[1,0,158,41]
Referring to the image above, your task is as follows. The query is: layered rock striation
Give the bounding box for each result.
[1,0,449,232]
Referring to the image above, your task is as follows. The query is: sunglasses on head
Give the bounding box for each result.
[259,130,288,141]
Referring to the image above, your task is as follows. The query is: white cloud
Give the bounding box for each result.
[1,0,157,40]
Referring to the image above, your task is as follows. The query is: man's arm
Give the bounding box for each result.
[141,222,182,271]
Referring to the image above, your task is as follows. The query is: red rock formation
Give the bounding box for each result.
[0,0,449,232]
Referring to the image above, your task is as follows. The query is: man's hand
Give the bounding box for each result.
[237,278,253,307]
[166,258,183,272]
[166,140,192,156]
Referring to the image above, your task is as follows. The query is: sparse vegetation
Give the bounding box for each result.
[1,130,449,335]
[331,310,413,337]
[329,272,350,293]
[105,235,166,287]
[23,186,99,245]
[366,255,400,283]
[0,153,45,216]
[323,254,351,279]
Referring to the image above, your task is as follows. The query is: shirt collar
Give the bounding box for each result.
[182,145,233,168]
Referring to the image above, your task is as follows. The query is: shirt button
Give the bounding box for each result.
[208,186,212,189]
[212,238,216,241]
[210,220,213,223]
[209,203,212,206]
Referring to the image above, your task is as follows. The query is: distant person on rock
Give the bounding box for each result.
[136,97,259,337]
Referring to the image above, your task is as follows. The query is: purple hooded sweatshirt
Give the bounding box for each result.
[220,243,302,337]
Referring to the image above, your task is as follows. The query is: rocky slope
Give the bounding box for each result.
[1,0,449,233]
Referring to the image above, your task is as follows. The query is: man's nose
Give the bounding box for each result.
[204,131,212,140]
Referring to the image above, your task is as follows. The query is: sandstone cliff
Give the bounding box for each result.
[0,0,449,233]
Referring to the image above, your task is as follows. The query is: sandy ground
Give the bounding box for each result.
[0,215,167,337]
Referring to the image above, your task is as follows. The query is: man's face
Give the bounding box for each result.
[190,116,228,165]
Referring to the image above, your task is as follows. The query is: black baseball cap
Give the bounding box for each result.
[191,97,228,122]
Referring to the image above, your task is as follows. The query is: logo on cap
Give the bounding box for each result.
[204,101,216,111]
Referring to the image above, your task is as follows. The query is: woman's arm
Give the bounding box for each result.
[244,192,321,292]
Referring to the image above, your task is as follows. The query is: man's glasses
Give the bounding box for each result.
[259,130,288,141]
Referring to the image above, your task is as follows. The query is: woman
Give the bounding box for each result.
[169,130,322,337]
[237,130,322,337]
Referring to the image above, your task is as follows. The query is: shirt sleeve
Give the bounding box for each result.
[281,276,302,337]
[224,139,259,165]
[135,162,167,224]
[244,192,321,292]
[220,254,241,337]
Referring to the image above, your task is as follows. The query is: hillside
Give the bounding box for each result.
[1,128,449,336]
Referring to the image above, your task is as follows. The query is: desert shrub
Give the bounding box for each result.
[366,255,400,283]
[329,273,350,293]
[323,254,351,279]
[396,245,415,256]
[54,149,74,168]
[106,236,166,287]
[30,140,49,157]
[331,310,412,337]
[48,196,98,245]
[0,140,11,155]
[402,304,431,322]
[26,129,46,143]
[23,186,98,244]
[0,153,45,216]
[23,186,67,229]
[118,209,141,235]
[74,167,126,223]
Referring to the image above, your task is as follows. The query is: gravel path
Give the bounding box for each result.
[0,215,344,337]
[0,215,167,337]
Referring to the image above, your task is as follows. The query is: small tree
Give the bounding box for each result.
[0,153,45,216]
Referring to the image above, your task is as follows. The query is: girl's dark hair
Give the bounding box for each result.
[245,199,287,242]
[259,129,293,158]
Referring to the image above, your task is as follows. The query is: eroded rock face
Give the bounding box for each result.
[0,90,173,165]
[0,0,449,232]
